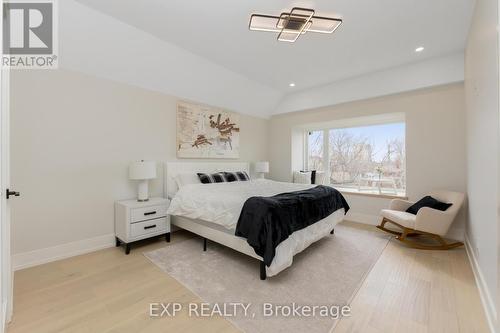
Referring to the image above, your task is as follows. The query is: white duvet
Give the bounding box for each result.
[167,179,345,276]
[168,179,316,230]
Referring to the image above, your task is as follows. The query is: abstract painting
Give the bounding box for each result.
[176,102,240,159]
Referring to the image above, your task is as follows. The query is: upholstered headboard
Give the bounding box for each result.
[164,162,250,199]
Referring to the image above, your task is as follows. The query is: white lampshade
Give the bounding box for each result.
[255,161,269,173]
[129,161,157,180]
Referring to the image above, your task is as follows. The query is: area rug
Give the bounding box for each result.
[144,222,390,333]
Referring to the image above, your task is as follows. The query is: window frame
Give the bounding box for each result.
[305,129,329,175]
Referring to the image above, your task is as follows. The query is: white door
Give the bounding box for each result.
[0,67,12,333]
[0,3,14,331]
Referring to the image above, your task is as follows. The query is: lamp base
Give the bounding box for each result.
[137,180,150,202]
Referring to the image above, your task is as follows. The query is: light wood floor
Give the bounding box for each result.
[7,223,490,333]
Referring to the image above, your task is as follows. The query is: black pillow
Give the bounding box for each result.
[406,196,453,215]
[197,172,227,184]
[223,171,250,182]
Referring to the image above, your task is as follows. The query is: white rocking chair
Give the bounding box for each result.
[377,190,465,250]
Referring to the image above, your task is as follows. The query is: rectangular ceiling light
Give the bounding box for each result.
[249,7,342,43]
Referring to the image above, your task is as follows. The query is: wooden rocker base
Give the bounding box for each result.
[377,218,464,250]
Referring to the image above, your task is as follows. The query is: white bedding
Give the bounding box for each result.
[167,179,346,277]
[167,179,316,230]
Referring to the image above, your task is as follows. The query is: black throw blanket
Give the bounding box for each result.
[235,185,350,267]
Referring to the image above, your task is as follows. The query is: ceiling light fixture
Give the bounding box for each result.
[415,46,424,52]
[289,83,296,87]
[249,7,342,43]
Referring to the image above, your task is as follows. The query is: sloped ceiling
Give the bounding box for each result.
[64,0,473,117]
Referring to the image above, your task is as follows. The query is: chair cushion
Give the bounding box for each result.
[406,196,452,215]
[381,209,417,229]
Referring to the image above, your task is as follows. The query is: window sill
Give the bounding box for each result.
[335,188,408,200]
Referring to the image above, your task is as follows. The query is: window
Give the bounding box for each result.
[306,119,406,197]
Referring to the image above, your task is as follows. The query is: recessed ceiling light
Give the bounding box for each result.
[415,46,424,52]
[249,7,342,43]
[289,83,296,87]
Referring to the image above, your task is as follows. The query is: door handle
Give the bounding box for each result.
[6,189,20,199]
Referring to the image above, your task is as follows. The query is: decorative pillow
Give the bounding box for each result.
[223,171,250,182]
[197,172,228,184]
[314,172,326,185]
[296,170,326,184]
[293,171,312,184]
[406,196,453,215]
[174,173,201,188]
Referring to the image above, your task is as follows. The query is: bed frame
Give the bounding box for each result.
[164,162,268,279]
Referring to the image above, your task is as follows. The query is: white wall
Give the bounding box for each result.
[269,83,467,239]
[9,69,269,265]
[464,0,499,330]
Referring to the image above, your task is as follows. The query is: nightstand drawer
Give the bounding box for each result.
[130,217,168,238]
[130,205,167,223]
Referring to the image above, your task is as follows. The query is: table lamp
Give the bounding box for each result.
[255,161,269,179]
[129,160,157,201]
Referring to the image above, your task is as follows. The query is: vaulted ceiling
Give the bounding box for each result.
[69,0,473,116]
[76,0,473,91]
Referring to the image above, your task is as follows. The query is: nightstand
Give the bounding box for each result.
[114,197,170,254]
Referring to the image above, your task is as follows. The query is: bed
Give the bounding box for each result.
[164,162,349,280]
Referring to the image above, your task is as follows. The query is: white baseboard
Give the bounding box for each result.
[12,234,116,271]
[464,234,497,333]
[1,300,6,333]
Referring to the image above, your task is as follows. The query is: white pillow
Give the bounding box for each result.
[293,171,312,184]
[315,172,326,185]
[174,173,201,188]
